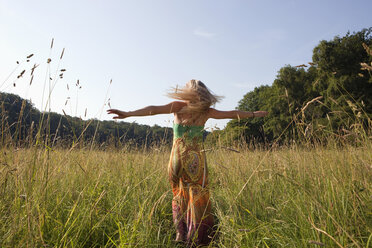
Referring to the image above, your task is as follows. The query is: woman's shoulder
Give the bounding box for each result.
[169,101,187,110]
[165,101,187,114]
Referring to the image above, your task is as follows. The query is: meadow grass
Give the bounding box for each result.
[0,142,371,247]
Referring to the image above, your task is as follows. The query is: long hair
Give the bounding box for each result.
[167,79,223,123]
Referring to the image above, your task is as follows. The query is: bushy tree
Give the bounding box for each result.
[213,27,372,147]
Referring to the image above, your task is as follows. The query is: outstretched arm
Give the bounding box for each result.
[107,101,186,119]
[208,108,268,120]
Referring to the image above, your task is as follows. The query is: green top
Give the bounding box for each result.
[173,123,204,140]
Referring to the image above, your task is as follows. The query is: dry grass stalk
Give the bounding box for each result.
[360,62,372,71]
[309,221,345,248]
[301,96,323,119]
[221,146,240,153]
[302,96,323,112]
[362,42,372,56]
[202,146,240,153]
[215,162,228,170]
[308,240,325,246]
[329,97,338,105]
[60,48,65,59]
[295,64,307,67]
[31,64,39,75]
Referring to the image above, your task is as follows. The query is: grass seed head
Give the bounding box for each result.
[31,64,39,75]
[360,62,372,71]
[17,70,25,78]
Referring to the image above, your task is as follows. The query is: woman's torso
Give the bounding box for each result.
[171,122,207,185]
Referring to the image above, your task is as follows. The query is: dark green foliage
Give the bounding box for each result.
[212,27,372,146]
[0,92,173,148]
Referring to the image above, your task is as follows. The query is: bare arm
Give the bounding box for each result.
[208,108,268,120]
[107,101,186,119]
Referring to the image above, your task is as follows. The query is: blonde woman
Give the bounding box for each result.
[107,80,268,246]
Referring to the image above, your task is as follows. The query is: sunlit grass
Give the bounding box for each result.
[1,143,371,247]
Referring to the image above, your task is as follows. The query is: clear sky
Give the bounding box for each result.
[1,0,371,130]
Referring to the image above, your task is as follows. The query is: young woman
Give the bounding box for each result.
[107,79,268,246]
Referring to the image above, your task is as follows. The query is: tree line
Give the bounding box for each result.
[206,28,372,147]
[0,92,173,148]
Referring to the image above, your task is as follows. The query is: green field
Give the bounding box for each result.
[1,143,371,247]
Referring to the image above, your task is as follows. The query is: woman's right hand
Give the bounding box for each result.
[107,109,128,119]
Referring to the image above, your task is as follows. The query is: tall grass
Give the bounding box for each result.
[0,143,371,247]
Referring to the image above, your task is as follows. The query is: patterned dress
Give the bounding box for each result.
[168,123,214,246]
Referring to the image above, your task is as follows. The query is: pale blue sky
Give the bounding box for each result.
[1,0,371,129]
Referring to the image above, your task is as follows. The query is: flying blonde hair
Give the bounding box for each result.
[167,79,223,123]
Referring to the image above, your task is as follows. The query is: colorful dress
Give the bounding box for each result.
[168,123,214,246]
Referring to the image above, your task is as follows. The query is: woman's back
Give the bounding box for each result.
[173,111,208,127]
